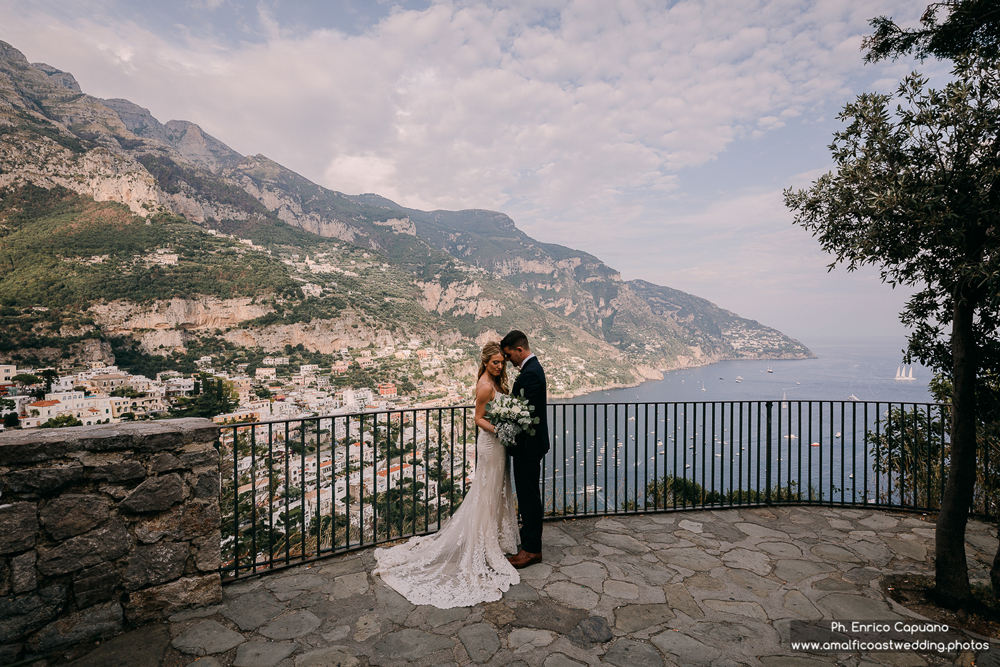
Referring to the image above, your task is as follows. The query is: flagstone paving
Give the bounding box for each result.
[59,507,999,667]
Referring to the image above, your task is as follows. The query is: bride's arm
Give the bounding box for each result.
[474,383,496,434]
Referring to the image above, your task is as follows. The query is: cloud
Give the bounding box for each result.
[0,0,927,340]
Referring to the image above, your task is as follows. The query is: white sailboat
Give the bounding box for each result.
[895,365,917,381]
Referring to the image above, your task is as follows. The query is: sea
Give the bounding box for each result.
[555,336,935,405]
[542,337,939,513]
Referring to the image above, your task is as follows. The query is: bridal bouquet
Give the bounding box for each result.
[485,390,539,448]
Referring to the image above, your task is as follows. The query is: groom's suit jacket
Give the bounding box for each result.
[510,356,549,459]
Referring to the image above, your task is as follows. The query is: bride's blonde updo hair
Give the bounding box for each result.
[477,341,509,393]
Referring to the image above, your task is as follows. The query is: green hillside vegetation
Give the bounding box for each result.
[0,306,102,366]
[0,184,297,308]
[0,41,810,393]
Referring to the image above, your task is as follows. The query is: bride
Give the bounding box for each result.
[373,341,520,608]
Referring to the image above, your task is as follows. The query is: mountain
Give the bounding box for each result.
[0,40,811,396]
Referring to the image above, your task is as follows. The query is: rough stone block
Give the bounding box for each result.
[0,429,74,465]
[0,643,19,665]
[150,452,184,474]
[11,552,36,595]
[179,443,219,469]
[0,585,67,643]
[37,519,131,576]
[136,429,193,454]
[193,471,221,499]
[134,500,220,544]
[181,500,221,536]
[123,542,189,590]
[3,467,86,495]
[74,563,119,609]
[86,460,146,483]
[119,474,186,513]
[25,601,123,653]
[126,574,222,624]
[0,561,9,597]
[180,421,221,444]
[192,530,222,572]
[0,503,38,555]
[73,427,141,453]
[40,495,111,541]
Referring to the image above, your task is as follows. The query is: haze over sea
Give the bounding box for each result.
[558,337,936,405]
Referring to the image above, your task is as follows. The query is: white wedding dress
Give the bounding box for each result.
[373,393,520,608]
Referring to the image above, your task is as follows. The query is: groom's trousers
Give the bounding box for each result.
[512,453,544,553]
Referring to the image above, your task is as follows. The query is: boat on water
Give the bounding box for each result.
[895,365,916,381]
[847,394,860,401]
[735,376,743,381]
[767,367,773,373]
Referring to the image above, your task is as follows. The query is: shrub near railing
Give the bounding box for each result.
[869,400,999,519]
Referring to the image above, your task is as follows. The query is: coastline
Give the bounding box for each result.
[549,350,816,400]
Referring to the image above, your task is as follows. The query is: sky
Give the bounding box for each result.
[0,0,949,349]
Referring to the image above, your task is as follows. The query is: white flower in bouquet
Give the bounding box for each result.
[485,389,540,448]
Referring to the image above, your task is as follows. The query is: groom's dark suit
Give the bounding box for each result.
[509,355,549,554]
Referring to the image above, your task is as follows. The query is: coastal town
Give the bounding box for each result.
[0,337,473,431]
[0,342,478,572]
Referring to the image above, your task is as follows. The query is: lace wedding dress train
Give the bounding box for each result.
[373,427,520,608]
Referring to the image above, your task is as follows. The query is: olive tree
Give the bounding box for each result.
[784,56,1000,608]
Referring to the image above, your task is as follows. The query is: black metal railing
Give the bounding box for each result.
[218,399,996,581]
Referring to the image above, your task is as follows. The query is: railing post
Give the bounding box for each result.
[765,401,773,506]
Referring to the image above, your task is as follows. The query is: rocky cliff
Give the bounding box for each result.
[0,38,811,395]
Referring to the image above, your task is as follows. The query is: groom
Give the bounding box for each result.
[501,330,549,569]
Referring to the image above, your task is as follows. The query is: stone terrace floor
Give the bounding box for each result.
[58,506,999,667]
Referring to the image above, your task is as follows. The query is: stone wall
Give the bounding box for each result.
[0,419,222,664]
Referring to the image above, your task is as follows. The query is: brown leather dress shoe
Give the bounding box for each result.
[507,549,543,569]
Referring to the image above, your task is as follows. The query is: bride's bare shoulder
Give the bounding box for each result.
[475,380,495,401]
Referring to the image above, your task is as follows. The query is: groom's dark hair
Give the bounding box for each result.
[500,330,529,350]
